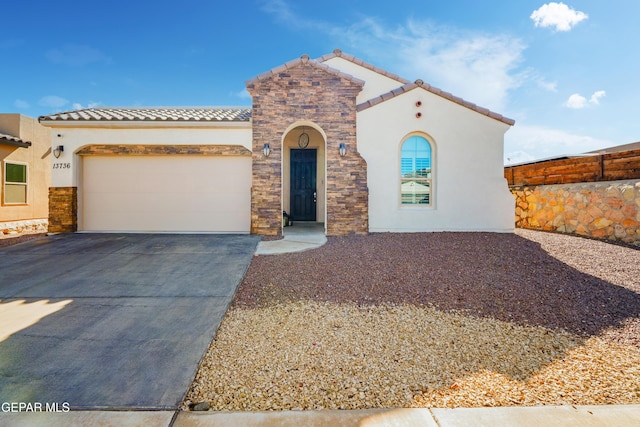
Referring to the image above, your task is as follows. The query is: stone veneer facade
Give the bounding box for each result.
[48,187,77,233]
[511,179,640,246]
[246,55,369,236]
[1,219,48,239]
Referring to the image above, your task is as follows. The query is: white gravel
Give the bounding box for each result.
[185,230,640,411]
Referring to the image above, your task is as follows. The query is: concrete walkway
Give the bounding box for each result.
[255,222,327,254]
[2,405,640,426]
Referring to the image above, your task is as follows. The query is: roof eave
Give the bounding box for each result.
[0,135,31,148]
[37,119,251,129]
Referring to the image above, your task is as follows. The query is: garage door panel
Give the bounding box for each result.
[82,156,251,232]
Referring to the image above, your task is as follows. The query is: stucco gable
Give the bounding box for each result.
[318,49,409,85]
[357,80,515,126]
[245,54,365,90]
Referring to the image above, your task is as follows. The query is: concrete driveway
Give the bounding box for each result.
[0,233,259,410]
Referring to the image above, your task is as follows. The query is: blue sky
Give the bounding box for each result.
[2,0,638,164]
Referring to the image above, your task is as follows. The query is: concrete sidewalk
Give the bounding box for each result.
[256,222,327,254]
[2,405,640,426]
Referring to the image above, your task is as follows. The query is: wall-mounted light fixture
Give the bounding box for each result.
[263,143,271,157]
[53,145,64,158]
[339,143,347,157]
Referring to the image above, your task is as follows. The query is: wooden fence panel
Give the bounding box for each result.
[505,149,640,185]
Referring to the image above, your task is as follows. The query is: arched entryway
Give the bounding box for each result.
[282,123,326,232]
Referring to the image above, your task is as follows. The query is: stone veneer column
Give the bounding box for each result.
[247,55,369,236]
[48,187,77,233]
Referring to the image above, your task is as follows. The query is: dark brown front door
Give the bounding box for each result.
[290,149,317,221]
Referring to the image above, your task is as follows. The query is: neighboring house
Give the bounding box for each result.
[39,49,515,236]
[0,114,51,240]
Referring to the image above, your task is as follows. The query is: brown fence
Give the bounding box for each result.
[504,149,640,186]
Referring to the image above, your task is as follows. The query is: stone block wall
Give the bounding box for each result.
[48,187,77,233]
[247,55,368,236]
[0,219,48,239]
[511,179,640,246]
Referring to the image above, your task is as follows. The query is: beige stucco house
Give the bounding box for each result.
[0,114,51,239]
[39,49,515,236]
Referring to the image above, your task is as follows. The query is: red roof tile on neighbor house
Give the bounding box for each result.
[39,107,252,123]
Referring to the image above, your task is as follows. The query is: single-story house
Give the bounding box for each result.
[39,49,515,236]
[0,114,51,239]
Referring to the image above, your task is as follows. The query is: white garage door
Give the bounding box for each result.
[82,155,251,232]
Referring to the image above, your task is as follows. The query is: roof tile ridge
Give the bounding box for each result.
[357,81,419,111]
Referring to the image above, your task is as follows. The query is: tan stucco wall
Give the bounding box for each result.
[0,114,51,225]
[357,87,514,233]
[43,124,251,188]
[39,123,252,233]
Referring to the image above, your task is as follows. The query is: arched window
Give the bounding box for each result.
[400,135,432,205]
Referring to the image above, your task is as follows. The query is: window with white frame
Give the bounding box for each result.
[400,135,432,205]
[4,162,28,204]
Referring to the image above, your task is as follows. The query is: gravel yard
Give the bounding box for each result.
[185,229,640,410]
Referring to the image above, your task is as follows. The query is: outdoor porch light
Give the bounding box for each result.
[339,143,346,157]
[263,143,271,157]
[53,145,64,158]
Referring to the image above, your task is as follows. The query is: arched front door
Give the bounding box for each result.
[290,148,317,221]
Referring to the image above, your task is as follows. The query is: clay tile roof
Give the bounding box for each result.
[0,132,31,147]
[39,107,252,123]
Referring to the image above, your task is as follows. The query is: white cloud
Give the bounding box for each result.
[505,124,612,163]
[72,101,101,110]
[261,2,526,113]
[504,150,536,166]
[565,90,605,109]
[565,93,587,109]
[14,99,30,109]
[38,95,69,109]
[261,0,298,26]
[405,32,526,112]
[530,2,588,32]
[589,90,606,105]
[46,44,112,66]
[234,88,251,99]
[536,78,557,92]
